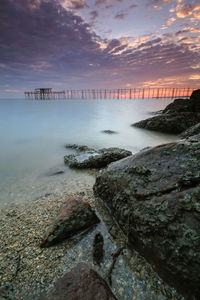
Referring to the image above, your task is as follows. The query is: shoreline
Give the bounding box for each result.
[0,183,184,300]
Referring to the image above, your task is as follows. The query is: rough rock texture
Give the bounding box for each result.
[132,89,200,134]
[180,123,200,139]
[93,136,200,293]
[41,197,99,247]
[39,263,117,300]
[93,232,104,265]
[64,147,132,169]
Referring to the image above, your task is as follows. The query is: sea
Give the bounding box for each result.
[0,97,177,208]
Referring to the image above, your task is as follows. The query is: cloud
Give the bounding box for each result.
[0,0,200,92]
[114,11,128,20]
[95,0,122,6]
[194,3,200,11]
[189,74,200,80]
[4,89,22,93]
[90,10,99,21]
[59,0,88,10]
[176,3,193,18]
[146,0,173,10]
[129,4,137,9]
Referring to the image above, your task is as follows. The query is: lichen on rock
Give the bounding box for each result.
[41,197,100,247]
[93,135,200,295]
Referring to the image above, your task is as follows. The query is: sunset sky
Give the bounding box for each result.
[0,0,200,98]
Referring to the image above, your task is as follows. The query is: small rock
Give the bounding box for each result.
[93,232,104,265]
[39,263,117,300]
[45,168,65,176]
[101,130,118,134]
[64,147,132,169]
[41,197,100,247]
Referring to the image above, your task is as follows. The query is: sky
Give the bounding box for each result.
[0,0,200,98]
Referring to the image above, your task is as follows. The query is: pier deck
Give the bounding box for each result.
[25,87,196,100]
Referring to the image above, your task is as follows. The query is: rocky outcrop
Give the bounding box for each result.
[180,123,200,139]
[64,147,132,169]
[93,135,200,293]
[39,263,117,300]
[133,112,199,134]
[132,89,200,134]
[41,197,99,247]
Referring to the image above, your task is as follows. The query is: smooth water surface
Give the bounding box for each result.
[0,98,177,207]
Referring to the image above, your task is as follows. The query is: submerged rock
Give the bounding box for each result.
[93,136,200,294]
[93,232,104,265]
[132,89,200,134]
[101,130,118,134]
[39,263,117,300]
[64,147,132,169]
[180,123,200,139]
[41,197,100,247]
[45,168,65,176]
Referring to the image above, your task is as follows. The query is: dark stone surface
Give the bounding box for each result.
[132,112,200,134]
[191,89,200,100]
[93,232,104,265]
[39,263,117,300]
[64,147,132,169]
[93,136,200,294]
[132,89,200,134]
[41,197,100,247]
[180,123,200,139]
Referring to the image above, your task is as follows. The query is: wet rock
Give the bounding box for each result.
[93,232,104,265]
[93,136,200,294]
[101,130,118,134]
[132,89,200,134]
[39,263,117,300]
[180,123,200,139]
[64,147,132,169]
[65,144,95,152]
[0,285,14,300]
[41,197,100,247]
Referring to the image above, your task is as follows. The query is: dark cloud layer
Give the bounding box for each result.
[0,0,200,95]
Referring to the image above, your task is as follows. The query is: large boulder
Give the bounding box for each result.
[132,89,200,134]
[64,147,132,169]
[93,135,200,294]
[39,263,117,300]
[41,197,100,247]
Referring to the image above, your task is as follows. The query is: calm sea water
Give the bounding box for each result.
[0,98,177,208]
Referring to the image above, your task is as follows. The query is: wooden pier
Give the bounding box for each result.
[25,87,196,100]
[25,88,66,100]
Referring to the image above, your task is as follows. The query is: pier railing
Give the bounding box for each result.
[25,87,196,100]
